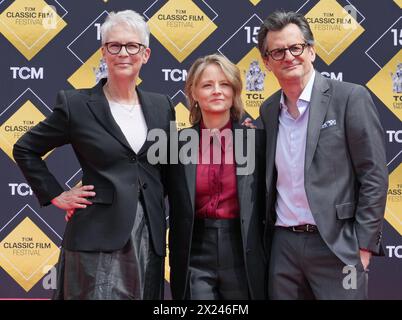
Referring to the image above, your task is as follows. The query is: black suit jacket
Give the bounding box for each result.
[13,79,175,256]
[167,122,267,299]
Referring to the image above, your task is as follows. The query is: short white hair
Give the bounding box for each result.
[100,10,150,47]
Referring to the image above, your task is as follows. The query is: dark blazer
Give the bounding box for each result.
[260,71,388,266]
[13,79,175,256]
[167,121,267,299]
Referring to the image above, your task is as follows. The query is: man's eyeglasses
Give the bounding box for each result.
[265,43,310,61]
[104,42,146,55]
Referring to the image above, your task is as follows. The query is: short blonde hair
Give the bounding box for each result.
[185,54,244,125]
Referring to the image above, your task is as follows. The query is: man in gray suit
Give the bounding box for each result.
[257,11,388,299]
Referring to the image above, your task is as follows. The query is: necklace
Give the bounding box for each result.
[103,83,139,106]
[109,101,140,118]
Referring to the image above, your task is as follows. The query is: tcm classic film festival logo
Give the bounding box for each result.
[0,206,61,292]
[0,0,67,60]
[0,0,66,160]
[143,0,217,129]
[0,89,53,163]
[0,0,66,292]
[216,0,364,121]
[303,0,365,65]
[0,89,57,292]
[144,0,217,62]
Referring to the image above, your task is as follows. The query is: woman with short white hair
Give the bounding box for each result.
[13,10,174,300]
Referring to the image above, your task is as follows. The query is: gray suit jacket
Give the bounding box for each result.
[260,71,388,265]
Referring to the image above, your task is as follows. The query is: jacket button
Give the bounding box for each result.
[246,248,252,254]
[142,183,148,190]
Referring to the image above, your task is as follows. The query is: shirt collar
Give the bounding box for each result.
[200,118,232,131]
[199,118,233,154]
[280,70,316,110]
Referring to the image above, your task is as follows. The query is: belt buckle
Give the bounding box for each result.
[306,224,316,233]
[291,226,304,233]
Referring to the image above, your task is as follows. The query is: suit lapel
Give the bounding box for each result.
[86,79,133,151]
[305,71,331,171]
[264,92,281,194]
[184,159,197,213]
[183,125,199,212]
[137,89,159,156]
[233,122,249,220]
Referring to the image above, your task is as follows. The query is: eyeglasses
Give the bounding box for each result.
[104,42,146,55]
[265,43,309,61]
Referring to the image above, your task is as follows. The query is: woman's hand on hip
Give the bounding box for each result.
[50,185,96,221]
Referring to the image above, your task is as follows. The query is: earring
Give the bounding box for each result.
[194,102,199,108]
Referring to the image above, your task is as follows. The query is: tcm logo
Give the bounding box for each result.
[386,246,402,258]
[162,69,187,82]
[321,71,343,81]
[386,130,402,143]
[9,183,33,196]
[10,67,44,80]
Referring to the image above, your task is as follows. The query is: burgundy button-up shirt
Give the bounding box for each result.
[195,120,240,219]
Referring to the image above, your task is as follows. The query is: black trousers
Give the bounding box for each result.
[268,227,368,300]
[186,218,249,300]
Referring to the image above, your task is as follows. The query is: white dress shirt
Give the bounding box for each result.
[275,71,317,227]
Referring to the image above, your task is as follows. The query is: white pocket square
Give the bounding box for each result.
[321,119,336,129]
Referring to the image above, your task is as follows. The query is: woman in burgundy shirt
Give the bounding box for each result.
[167,54,267,299]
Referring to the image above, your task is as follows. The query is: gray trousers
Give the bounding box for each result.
[268,227,368,300]
[186,218,249,300]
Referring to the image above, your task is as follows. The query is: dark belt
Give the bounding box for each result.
[281,224,318,233]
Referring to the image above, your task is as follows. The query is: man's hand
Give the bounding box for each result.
[359,249,372,271]
[50,185,96,221]
[242,117,257,129]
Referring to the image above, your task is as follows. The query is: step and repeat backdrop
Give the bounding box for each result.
[0,0,401,299]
